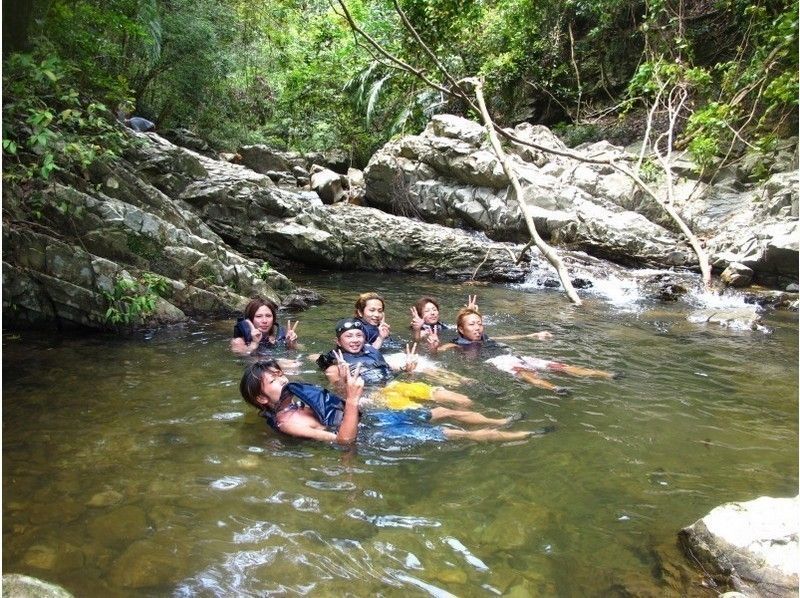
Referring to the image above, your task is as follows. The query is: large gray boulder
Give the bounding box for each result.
[2,137,291,330]
[365,114,695,268]
[679,495,799,597]
[364,114,798,286]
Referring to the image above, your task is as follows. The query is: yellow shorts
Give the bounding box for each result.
[377,381,439,410]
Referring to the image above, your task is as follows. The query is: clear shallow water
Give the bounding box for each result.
[3,271,798,596]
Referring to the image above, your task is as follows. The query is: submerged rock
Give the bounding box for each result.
[1,574,74,598]
[686,306,764,331]
[679,495,799,597]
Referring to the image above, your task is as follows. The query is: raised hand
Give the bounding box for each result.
[404,342,419,373]
[248,319,263,344]
[409,306,424,331]
[344,363,364,403]
[378,314,391,339]
[427,331,440,350]
[285,319,300,344]
[334,349,350,380]
[465,295,479,311]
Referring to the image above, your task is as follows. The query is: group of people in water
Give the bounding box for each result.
[236,292,619,447]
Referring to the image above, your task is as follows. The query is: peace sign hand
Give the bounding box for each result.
[404,342,418,373]
[465,295,479,311]
[285,319,300,343]
[410,307,424,331]
[333,349,350,380]
[344,363,364,403]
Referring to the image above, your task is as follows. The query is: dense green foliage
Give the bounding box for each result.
[2,0,797,176]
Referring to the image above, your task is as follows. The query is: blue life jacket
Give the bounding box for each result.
[263,382,344,431]
[356,318,381,345]
[317,344,392,385]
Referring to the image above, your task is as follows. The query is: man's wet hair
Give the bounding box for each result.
[240,359,282,409]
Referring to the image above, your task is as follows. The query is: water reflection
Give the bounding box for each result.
[3,272,797,596]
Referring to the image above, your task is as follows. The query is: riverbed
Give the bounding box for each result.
[3,270,797,596]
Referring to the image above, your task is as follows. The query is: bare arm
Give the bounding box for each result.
[278,365,364,445]
[334,363,364,444]
[230,319,263,355]
[493,331,553,341]
[230,336,259,355]
[426,331,457,353]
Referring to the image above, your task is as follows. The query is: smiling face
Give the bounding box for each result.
[420,302,440,325]
[251,305,275,333]
[337,329,366,354]
[259,367,288,405]
[359,299,384,326]
[457,312,484,342]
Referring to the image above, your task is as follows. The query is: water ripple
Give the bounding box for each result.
[346,509,442,529]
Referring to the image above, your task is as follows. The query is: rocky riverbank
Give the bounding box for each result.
[2,116,797,331]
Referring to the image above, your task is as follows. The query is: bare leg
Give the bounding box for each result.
[431,388,473,408]
[514,368,559,391]
[422,369,476,387]
[429,406,509,426]
[549,363,616,379]
[443,428,533,442]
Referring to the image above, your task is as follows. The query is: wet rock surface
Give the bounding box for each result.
[679,495,799,597]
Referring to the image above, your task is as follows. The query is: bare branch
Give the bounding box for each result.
[466,77,583,305]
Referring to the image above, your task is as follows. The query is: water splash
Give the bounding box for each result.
[684,287,756,310]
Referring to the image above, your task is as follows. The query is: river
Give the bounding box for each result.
[3,270,797,596]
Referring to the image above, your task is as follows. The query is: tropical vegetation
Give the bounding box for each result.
[3,0,797,176]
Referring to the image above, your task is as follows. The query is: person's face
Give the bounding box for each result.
[252,305,275,333]
[359,299,384,325]
[337,329,365,354]
[259,368,287,404]
[421,302,439,325]
[458,313,484,341]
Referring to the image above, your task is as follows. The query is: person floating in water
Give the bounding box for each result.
[429,306,618,394]
[230,297,299,368]
[316,318,473,409]
[240,359,535,445]
[353,292,392,349]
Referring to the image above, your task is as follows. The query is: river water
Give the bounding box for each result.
[3,270,798,596]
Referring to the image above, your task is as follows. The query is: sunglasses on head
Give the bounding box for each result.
[336,320,364,335]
